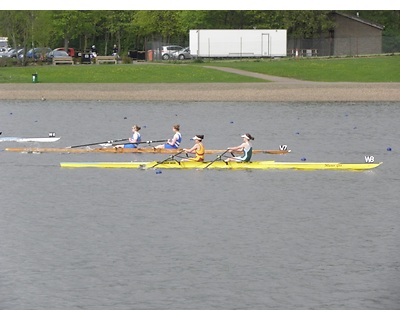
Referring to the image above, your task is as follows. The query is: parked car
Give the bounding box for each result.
[3,48,23,58]
[0,47,10,57]
[173,47,192,60]
[53,47,75,57]
[45,50,69,63]
[161,45,183,60]
[26,47,52,60]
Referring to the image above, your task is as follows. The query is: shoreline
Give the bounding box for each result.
[1,82,400,102]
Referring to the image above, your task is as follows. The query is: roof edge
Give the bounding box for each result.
[333,11,385,30]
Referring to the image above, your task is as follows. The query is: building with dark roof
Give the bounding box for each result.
[288,12,384,57]
[327,11,384,56]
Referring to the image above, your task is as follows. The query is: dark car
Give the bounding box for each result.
[53,47,75,57]
[26,47,52,60]
[3,48,23,58]
[45,50,69,63]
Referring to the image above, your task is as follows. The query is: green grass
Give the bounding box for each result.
[0,63,265,84]
[0,55,399,83]
[207,55,400,82]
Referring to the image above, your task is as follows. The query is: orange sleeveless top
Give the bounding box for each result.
[194,142,205,162]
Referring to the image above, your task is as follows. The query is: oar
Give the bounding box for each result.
[149,149,187,168]
[66,138,129,148]
[110,139,167,146]
[203,149,230,169]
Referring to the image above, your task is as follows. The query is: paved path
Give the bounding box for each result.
[204,66,310,83]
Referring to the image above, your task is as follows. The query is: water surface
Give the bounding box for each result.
[0,100,399,309]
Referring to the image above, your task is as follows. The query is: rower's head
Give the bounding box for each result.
[192,135,204,142]
[132,125,141,131]
[173,124,180,131]
[241,133,254,141]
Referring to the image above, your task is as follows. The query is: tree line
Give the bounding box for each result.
[0,10,399,57]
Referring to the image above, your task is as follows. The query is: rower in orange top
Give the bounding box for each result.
[182,135,205,162]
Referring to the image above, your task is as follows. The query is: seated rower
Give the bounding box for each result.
[154,124,182,149]
[182,135,205,162]
[115,125,141,148]
[225,133,254,162]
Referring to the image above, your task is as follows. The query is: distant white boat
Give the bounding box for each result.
[0,133,61,143]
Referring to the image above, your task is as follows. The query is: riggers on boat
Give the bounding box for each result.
[59,160,382,171]
[5,147,290,154]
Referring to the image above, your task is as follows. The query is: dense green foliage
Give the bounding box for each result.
[0,10,399,56]
[0,56,399,83]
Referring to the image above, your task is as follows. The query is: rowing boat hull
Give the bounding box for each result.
[0,137,61,143]
[60,161,382,170]
[6,147,290,154]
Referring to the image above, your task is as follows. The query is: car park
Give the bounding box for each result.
[173,47,192,60]
[161,45,183,60]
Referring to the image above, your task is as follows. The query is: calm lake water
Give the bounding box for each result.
[0,100,399,310]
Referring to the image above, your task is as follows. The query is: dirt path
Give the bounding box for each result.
[1,66,399,102]
[204,66,310,83]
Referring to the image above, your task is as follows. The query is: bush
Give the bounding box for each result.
[121,55,132,64]
[0,58,18,67]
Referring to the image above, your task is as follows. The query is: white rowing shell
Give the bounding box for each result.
[0,137,61,143]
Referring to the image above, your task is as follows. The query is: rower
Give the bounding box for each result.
[115,125,141,148]
[225,133,254,162]
[154,124,182,149]
[182,135,205,162]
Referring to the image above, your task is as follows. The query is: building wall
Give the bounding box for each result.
[287,13,383,57]
[333,14,382,56]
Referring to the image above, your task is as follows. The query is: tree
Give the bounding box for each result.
[0,11,37,64]
[102,11,135,55]
[51,11,83,50]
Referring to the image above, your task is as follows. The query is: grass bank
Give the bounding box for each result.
[0,63,265,84]
[209,55,400,82]
[0,55,399,83]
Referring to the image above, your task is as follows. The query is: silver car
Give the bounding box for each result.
[0,47,9,57]
[161,45,183,60]
[173,47,192,60]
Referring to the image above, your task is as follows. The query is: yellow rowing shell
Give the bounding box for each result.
[60,161,382,170]
[5,147,290,154]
